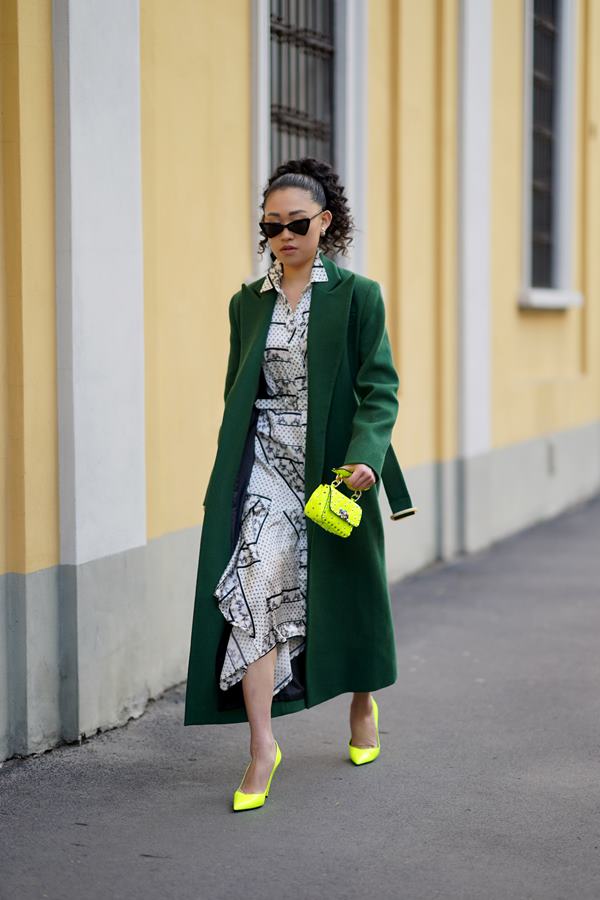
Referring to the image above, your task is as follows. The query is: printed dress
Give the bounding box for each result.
[213,248,328,695]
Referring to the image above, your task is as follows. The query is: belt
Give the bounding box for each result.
[254,393,306,412]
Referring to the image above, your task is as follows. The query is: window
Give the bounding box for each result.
[520,0,582,308]
[249,0,366,279]
[269,0,336,167]
[531,0,559,288]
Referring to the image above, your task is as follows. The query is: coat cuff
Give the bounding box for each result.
[390,506,418,520]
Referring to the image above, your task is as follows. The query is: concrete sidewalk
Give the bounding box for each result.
[2,496,600,900]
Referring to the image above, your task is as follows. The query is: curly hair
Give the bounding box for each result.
[258,157,355,260]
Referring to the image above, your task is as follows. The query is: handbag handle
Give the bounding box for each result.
[331,474,363,503]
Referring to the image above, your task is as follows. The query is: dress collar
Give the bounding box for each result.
[259,246,328,294]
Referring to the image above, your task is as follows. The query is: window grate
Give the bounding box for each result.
[531,0,559,287]
[270,0,335,167]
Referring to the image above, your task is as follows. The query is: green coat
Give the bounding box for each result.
[184,252,416,726]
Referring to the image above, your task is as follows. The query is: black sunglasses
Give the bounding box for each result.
[259,208,324,238]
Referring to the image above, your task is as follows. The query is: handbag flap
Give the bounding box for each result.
[327,485,362,527]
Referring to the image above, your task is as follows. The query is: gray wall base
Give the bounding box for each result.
[383,418,600,575]
[0,527,199,763]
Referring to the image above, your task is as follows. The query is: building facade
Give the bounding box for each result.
[1,0,598,761]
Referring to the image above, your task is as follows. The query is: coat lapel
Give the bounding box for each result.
[244,252,355,500]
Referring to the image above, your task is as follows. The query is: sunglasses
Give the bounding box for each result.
[259,208,325,238]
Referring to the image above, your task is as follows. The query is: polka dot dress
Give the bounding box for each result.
[213,247,328,695]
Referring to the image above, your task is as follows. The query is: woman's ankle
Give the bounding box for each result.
[350,692,373,713]
[249,736,276,757]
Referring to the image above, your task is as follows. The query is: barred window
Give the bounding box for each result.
[531,0,560,288]
[270,0,335,167]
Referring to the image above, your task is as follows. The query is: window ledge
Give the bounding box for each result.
[518,288,583,309]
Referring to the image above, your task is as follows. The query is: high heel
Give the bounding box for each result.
[348,695,380,765]
[232,739,282,811]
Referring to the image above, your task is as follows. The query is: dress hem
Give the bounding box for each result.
[219,630,306,695]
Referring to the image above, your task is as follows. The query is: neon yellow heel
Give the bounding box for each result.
[348,695,380,765]
[232,740,282,811]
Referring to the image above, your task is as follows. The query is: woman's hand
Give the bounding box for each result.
[339,463,376,491]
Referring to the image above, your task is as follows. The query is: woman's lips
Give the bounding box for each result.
[282,246,297,252]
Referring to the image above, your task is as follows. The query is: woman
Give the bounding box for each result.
[184,157,416,812]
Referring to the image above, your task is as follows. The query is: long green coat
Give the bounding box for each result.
[184,252,416,726]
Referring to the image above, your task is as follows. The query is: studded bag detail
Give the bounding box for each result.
[304,468,363,538]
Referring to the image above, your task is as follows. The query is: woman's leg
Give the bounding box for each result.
[238,645,278,793]
[349,691,378,748]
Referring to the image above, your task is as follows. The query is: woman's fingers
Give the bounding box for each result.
[342,463,375,491]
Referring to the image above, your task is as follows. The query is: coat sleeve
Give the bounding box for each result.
[223,293,241,403]
[341,280,399,483]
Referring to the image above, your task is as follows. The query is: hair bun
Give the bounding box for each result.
[258,157,355,258]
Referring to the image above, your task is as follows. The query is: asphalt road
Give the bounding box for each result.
[2,495,600,900]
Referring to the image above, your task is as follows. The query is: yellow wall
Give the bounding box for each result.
[491,0,600,445]
[2,0,599,573]
[367,0,458,469]
[140,0,252,540]
[0,0,58,575]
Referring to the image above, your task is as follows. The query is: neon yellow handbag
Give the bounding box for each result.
[304,467,363,538]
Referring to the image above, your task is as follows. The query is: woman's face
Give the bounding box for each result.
[262,187,332,270]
